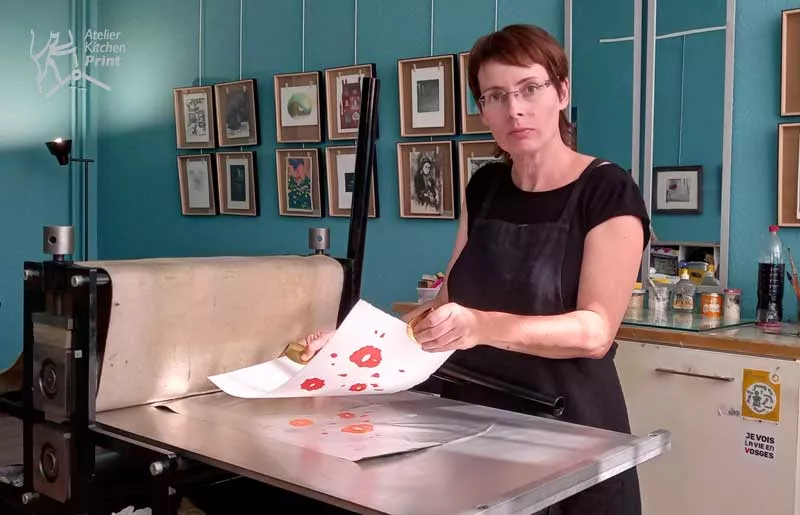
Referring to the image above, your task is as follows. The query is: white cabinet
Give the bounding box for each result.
[615,341,800,515]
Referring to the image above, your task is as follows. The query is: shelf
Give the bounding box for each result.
[623,308,752,333]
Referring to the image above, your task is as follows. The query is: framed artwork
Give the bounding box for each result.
[778,123,800,226]
[214,79,259,147]
[274,71,323,143]
[324,63,375,140]
[275,148,323,217]
[215,152,258,216]
[457,139,503,201]
[652,165,703,214]
[397,55,456,137]
[458,52,490,135]
[324,146,378,218]
[173,86,216,149]
[177,154,216,215]
[396,141,456,219]
[781,9,800,115]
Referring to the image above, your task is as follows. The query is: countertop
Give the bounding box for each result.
[390,302,800,361]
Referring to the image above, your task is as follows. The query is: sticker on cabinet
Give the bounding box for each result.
[741,369,781,423]
[744,431,776,461]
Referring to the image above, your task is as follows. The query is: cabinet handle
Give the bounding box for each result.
[654,367,734,382]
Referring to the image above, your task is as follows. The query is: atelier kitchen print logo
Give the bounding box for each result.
[29,28,127,98]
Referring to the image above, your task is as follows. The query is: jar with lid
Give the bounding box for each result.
[626,287,646,318]
[723,288,742,322]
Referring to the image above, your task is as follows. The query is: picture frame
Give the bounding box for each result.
[214,79,259,147]
[273,71,323,143]
[173,86,216,149]
[324,63,376,141]
[781,9,800,116]
[397,54,456,137]
[275,148,324,217]
[457,139,503,202]
[176,154,216,215]
[778,123,800,226]
[324,146,378,218]
[215,151,258,216]
[396,141,456,219]
[652,165,703,214]
[458,52,490,135]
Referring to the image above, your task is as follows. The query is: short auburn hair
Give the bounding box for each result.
[467,24,574,150]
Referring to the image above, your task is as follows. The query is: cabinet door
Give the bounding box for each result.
[615,341,799,515]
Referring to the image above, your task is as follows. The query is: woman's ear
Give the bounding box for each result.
[557,78,570,110]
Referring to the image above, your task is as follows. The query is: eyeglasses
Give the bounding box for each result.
[478,80,553,111]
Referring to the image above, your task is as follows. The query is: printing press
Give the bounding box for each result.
[0,77,669,515]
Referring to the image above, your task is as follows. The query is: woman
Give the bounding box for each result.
[303,24,649,515]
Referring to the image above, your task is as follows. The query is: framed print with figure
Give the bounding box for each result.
[457,139,502,202]
[324,63,375,140]
[173,86,216,149]
[214,79,259,147]
[397,55,456,137]
[275,148,323,217]
[778,122,800,226]
[215,152,258,216]
[459,52,490,134]
[396,141,455,219]
[324,145,378,218]
[652,165,703,214]
[177,154,216,215]
[274,71,323,143]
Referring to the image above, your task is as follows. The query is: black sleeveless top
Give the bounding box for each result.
[465,160,651,304]
[443,158,649,515]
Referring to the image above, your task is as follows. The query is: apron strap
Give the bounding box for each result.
[556,157,607,224]
[476,170,503,221]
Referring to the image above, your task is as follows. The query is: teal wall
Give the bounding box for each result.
[3,0,800,368]
[572,0,635,171]
[94,0,561,317]
[650,0,726,243]
[0,0,77,367]
[730,0,800,320]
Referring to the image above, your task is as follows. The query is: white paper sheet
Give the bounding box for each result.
[209,300,452,399]
[245,403,492,461]
[158,393,494,462]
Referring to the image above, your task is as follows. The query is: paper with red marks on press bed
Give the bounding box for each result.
[203,300,492,461]
[208,299,452,399]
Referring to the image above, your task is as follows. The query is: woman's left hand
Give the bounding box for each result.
[411,303,484,352]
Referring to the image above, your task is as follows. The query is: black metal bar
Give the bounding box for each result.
[433,363,566,417]
[21,262,42,500]
[344,76,380,313]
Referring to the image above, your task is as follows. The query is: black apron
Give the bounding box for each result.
[443,159,641,515]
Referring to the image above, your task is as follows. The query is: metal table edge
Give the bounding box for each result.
[478,429,672,515]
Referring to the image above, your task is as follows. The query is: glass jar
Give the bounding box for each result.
[649,284,670,313]
[626,288,646,318]
[723,288,742,322]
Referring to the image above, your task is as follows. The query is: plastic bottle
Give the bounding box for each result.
[672,268,696,312]
[700,264,720,287]
[756,225,785,327]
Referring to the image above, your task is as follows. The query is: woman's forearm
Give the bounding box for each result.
[477,309,614,359]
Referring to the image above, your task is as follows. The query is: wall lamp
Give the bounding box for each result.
[46,138,94,260]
